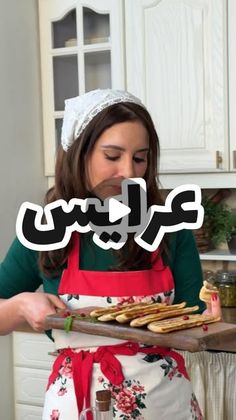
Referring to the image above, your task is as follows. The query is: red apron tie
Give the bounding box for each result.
[46,342,189,417]
[93,341,141,385]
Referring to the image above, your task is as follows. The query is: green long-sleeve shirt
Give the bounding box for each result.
[0,230,205,312]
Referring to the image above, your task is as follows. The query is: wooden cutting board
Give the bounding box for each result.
[46,308,236,353]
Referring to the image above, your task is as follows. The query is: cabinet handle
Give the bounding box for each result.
[216,151,223,168]
[233,150,236,169]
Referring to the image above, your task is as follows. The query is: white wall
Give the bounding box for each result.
[0,1,46,419]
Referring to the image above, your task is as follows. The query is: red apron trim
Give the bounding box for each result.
[59,268,174,296]
[58,233,174,296]
[46,342,189,416]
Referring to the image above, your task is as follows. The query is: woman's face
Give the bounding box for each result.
[86,120,149,198]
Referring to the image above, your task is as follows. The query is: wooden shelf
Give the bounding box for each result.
[200,250,236,261]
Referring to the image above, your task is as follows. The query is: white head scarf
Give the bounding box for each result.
[61,89,145,151]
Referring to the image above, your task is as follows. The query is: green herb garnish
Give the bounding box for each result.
[64,315,74,333]
[63,313,98,333]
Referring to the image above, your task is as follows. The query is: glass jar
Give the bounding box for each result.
[214,271,236,307]
[79,390,112,420]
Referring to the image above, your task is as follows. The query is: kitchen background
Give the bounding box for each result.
[0,0,235,419]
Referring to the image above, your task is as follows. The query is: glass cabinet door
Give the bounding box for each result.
[53,55,79,111]
[52,8,79,112]
[52,9,77,48]
[84,51,111,91]
[83,6,111,92]
[38,0,124,176]
[83,7,110,45]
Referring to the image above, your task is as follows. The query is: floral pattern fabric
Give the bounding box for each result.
[43,291,203,420]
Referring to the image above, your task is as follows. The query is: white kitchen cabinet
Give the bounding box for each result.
[13,332,55,420]
[38,0,125,176]
[38,0,235,188]
[15,404,43,420]
[125,0,229,174]
[125,0,236,189]
[14,367,50,406]
[228,0,236,173]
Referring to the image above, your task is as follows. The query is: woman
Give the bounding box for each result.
[0,89,205,419]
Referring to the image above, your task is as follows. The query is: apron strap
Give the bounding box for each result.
[67,232,80,271]
[66,232,163,272]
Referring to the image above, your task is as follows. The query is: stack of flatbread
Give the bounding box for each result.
[89,301,220,333]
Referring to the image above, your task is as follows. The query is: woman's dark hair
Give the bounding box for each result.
[39,102,168,276]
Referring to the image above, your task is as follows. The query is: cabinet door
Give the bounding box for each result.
[125,0,228,173]
[228,0,236,172]
[15,404,43,420]
[13,332,55,369]
[14,367,50,406]
[38,0,124,175]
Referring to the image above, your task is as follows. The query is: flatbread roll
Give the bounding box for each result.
[130,305,199,327]
[199,280,219,304]
[98,302,167,322]
[90,301,150,318]
[147,314,221,333]
[115,302,185,324]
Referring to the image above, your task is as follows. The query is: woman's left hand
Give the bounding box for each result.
[203,292,222,319]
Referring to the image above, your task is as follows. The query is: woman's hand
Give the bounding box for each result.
[203,292,222,319]
[17,292,67,332]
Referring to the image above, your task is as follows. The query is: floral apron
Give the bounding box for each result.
[43,234,203,420]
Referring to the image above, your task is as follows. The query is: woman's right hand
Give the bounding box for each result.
[16,292,67,332]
